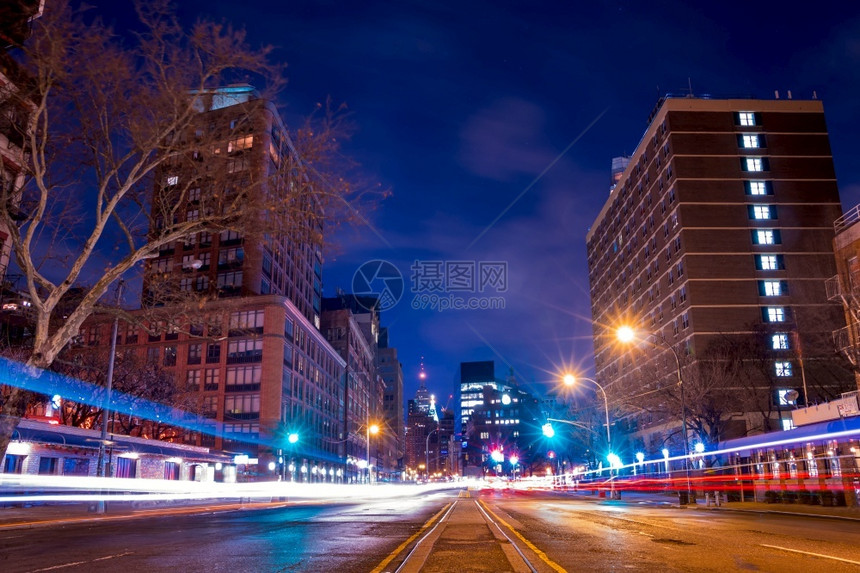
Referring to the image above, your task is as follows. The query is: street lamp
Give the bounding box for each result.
[616,326,693,504]
[366,423,379,484]
[95,280,124,514]
[560,374,617,498]
[425,427,439,480]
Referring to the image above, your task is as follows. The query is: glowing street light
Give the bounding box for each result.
[616,325,635,343]
[367,423,380,484]
[616,325,693,504]
[560,374,612,460]
[288,432,299,444]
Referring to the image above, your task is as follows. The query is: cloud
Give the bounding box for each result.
[458,97,559,182]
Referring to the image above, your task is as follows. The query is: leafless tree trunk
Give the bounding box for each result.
[0,1,380,458]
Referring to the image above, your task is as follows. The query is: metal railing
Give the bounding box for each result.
[825,275,842,302]
[834,204,860,234]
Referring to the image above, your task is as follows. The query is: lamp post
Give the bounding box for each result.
[560,374,617,498]
[95,280,124,514]
[617,326,693,504]
[366,423,379,484]
[425,427,439,480]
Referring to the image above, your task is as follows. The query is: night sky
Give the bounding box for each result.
[91,1,860,406]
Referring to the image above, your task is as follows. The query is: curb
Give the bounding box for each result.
[692,504,860,522]
[0,500,293,531]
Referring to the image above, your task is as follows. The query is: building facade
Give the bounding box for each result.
[320,297,382,482]
[458,360,497,432]
[378,328,405,477]
[75,87,353,481]
[827,204,860,392]
[587,96,853,452]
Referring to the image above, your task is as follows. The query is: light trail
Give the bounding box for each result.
[0,474,473,505]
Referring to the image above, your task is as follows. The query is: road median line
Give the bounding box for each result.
[477,499,567,573]
[370,502,452,573]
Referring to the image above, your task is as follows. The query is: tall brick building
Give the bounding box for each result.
[80,87,348,481]
[587,96,853,452]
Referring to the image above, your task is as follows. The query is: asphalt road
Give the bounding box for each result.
[1,490,859,572]
[479,490,860,572]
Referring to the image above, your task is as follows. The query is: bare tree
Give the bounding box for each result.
[0,1,376,457]
[51,347,185,439]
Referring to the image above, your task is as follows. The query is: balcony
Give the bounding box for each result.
[834,204,860,234]
[825,275,841,302]
[833,323,860,367]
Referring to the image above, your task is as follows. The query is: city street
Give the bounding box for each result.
[2,489,859,572]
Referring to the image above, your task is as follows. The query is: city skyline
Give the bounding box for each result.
[48,1,860,406]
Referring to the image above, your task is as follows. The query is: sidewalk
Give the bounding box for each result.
[563,488,860,521]
[0,498,292,530]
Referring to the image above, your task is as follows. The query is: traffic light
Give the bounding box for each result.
[542,423,555,438]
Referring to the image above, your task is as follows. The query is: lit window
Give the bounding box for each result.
[746,181,769,195]
[166,175,179,186]
[227,135,254,153]
[742,134,760,148]
[772,333,789,350]
[761,280,783,296]
[745,158,764,172]
[754,230,776,245]
[757,254,782,269]
[738,112,756,126]
[775,361,792,377]
[751,205,775,220]
[765,307,785,322]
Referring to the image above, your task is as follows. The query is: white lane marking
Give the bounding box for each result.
[760,544,860,565]
[29,551,133,572]
[29,561,87,572]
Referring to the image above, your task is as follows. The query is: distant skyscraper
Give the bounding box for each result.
[458,360,497,431]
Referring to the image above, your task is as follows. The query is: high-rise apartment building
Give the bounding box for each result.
[80,87,348,481]
[587,96,853,449]
[0,0,42,283]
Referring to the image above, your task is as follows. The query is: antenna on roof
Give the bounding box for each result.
[687,77,693,97]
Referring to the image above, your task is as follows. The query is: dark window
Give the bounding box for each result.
[206,343,222,364]
[164,346,177,366]
[38,457,58,475]
[3,454,25,473]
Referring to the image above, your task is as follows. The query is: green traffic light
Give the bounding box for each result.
[542,423,555,438]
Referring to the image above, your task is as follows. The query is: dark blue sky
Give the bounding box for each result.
[95,1,860,405]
